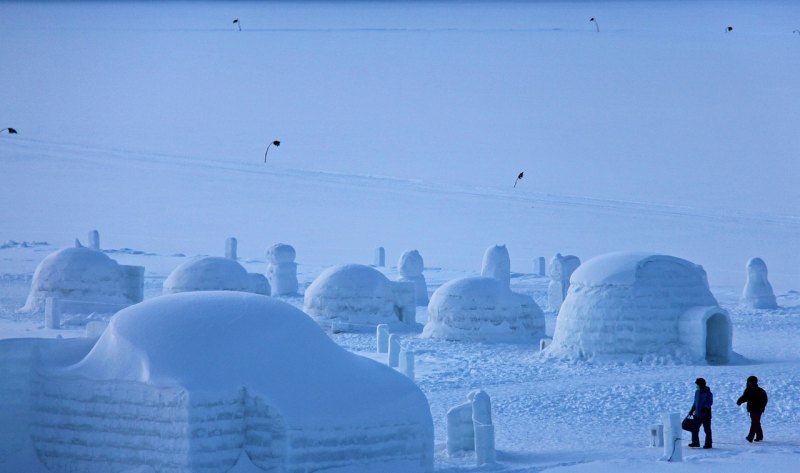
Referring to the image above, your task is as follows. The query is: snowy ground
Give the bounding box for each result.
[2,0,799,471]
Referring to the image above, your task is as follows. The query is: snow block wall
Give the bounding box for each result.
[28,292,434,473]
[423,277,545,343]
[21,246,144,314]
[742,257,778,309]
[548,252,733,363]
[163,256,270,295]
[304,264,407,328]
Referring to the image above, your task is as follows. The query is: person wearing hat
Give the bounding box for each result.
[688,377,713,448]
[737,375,768,442]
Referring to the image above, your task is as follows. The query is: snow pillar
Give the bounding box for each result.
[374,247,385,267]
[266,243,298,296]
[481,245,510,289]
[649,424,664,447]
[742,257,778,309]
[446,401,474,455]
[88,230,100,250]
[225,237,238,260]
[45,297,60,329]
[398,249,429,306]
[392,281,416,324]
[399,349,415,381]
[548,253,580,312]
[388,334,400,367]
[534,256,546,276]
[472,390,495,466]
[660,413,682,462]
[120,265,145,303]
[376,324,390,353]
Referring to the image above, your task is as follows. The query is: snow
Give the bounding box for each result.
[398,249,429,306]
[742,257,778,309]
[2,0,800,472]
[481,245,511,289]
[265,243,299,296]
[162,256,269,295]
[548,252,732,362]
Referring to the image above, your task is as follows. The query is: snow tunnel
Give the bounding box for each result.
[705,312,731,364]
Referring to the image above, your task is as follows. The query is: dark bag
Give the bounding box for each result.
[681,415,697,432]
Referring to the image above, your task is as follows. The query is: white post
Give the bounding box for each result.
[650,424,664,447]
[376,324,390,353]
[225,237,238,260]
[88,230,100,250]
[388,334,400,367]
[472,390,495,466]
[45,297,61,329]
[660,413,682,462]
[446,402,474,455]
[399,350,415,380]
[535,256,546,276]
[374,247,385,267]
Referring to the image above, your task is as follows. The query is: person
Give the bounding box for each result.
[688,377,713,448]
[737,375,768,442]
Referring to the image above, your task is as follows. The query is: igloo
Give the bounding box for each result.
[742,257,778,309]
[163,256,269,295]
[20,244,144,314]
[547,251,733,363]
[28,292,434,473]
[398,249,429,306]
[304,264,416,329]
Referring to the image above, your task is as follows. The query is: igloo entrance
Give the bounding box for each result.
[705,312,731,364]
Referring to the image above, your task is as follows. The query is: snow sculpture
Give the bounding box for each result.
[742,257,778,309]
[388,334,401,367]
[20,244,144,314]
[481,244,511,289]
[163,256,269,295]
[266,243,299,296]
[398,249,429,306]
[547,252,733,363]
[88,230,100,250]
[547,253,580,312]
[304,264,418,330]
[374,246,386,267]
[225,237,237,260]
[29,292,434,473]
[423,277,545,343]
[446,389,495,465]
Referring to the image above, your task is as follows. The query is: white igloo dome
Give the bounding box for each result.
[303,264,399,326]
[22,246,141,313]
[548,251,732,363]
[38,292,433,473]
[422,276,545,343]
[163,256,269,295]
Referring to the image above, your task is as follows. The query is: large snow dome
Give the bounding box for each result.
[547,252,733,363]
[423,276,546,343]
[163,256,269,295]
[21,246,143,313]
[304,264,401,327]
[33,292,433,473]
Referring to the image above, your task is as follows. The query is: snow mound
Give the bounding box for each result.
[547,251,733,363]
[163,256,269,295]
[303,264,400,326]
[20,246,143,313]
[422,276,545,343]
[35,292,433,473]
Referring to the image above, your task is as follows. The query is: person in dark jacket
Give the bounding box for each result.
[688,377,713,448]
[737,375,768,442]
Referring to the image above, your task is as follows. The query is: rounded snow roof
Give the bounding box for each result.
[570,251,706,286]
[306,264,392,296]
[63,292,426,423]
[303,264,397,324]
[31,247,120,286]
[433,276,507,301]
[163,256,254,294]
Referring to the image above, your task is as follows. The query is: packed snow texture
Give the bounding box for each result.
[398,249,429,306]
[303,264,403,327]
[27,292,434,473]
[547,253,581,312]
[423,276,545,343]
[266,243,299,296]
[162,256,269,296]
[480,245,511,289]
[742,257,778,309]
[548,252,732,363]
[20,246,144,314]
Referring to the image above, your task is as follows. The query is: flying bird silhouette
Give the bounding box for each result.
[264,140,281,162]
[514,172,524,188]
